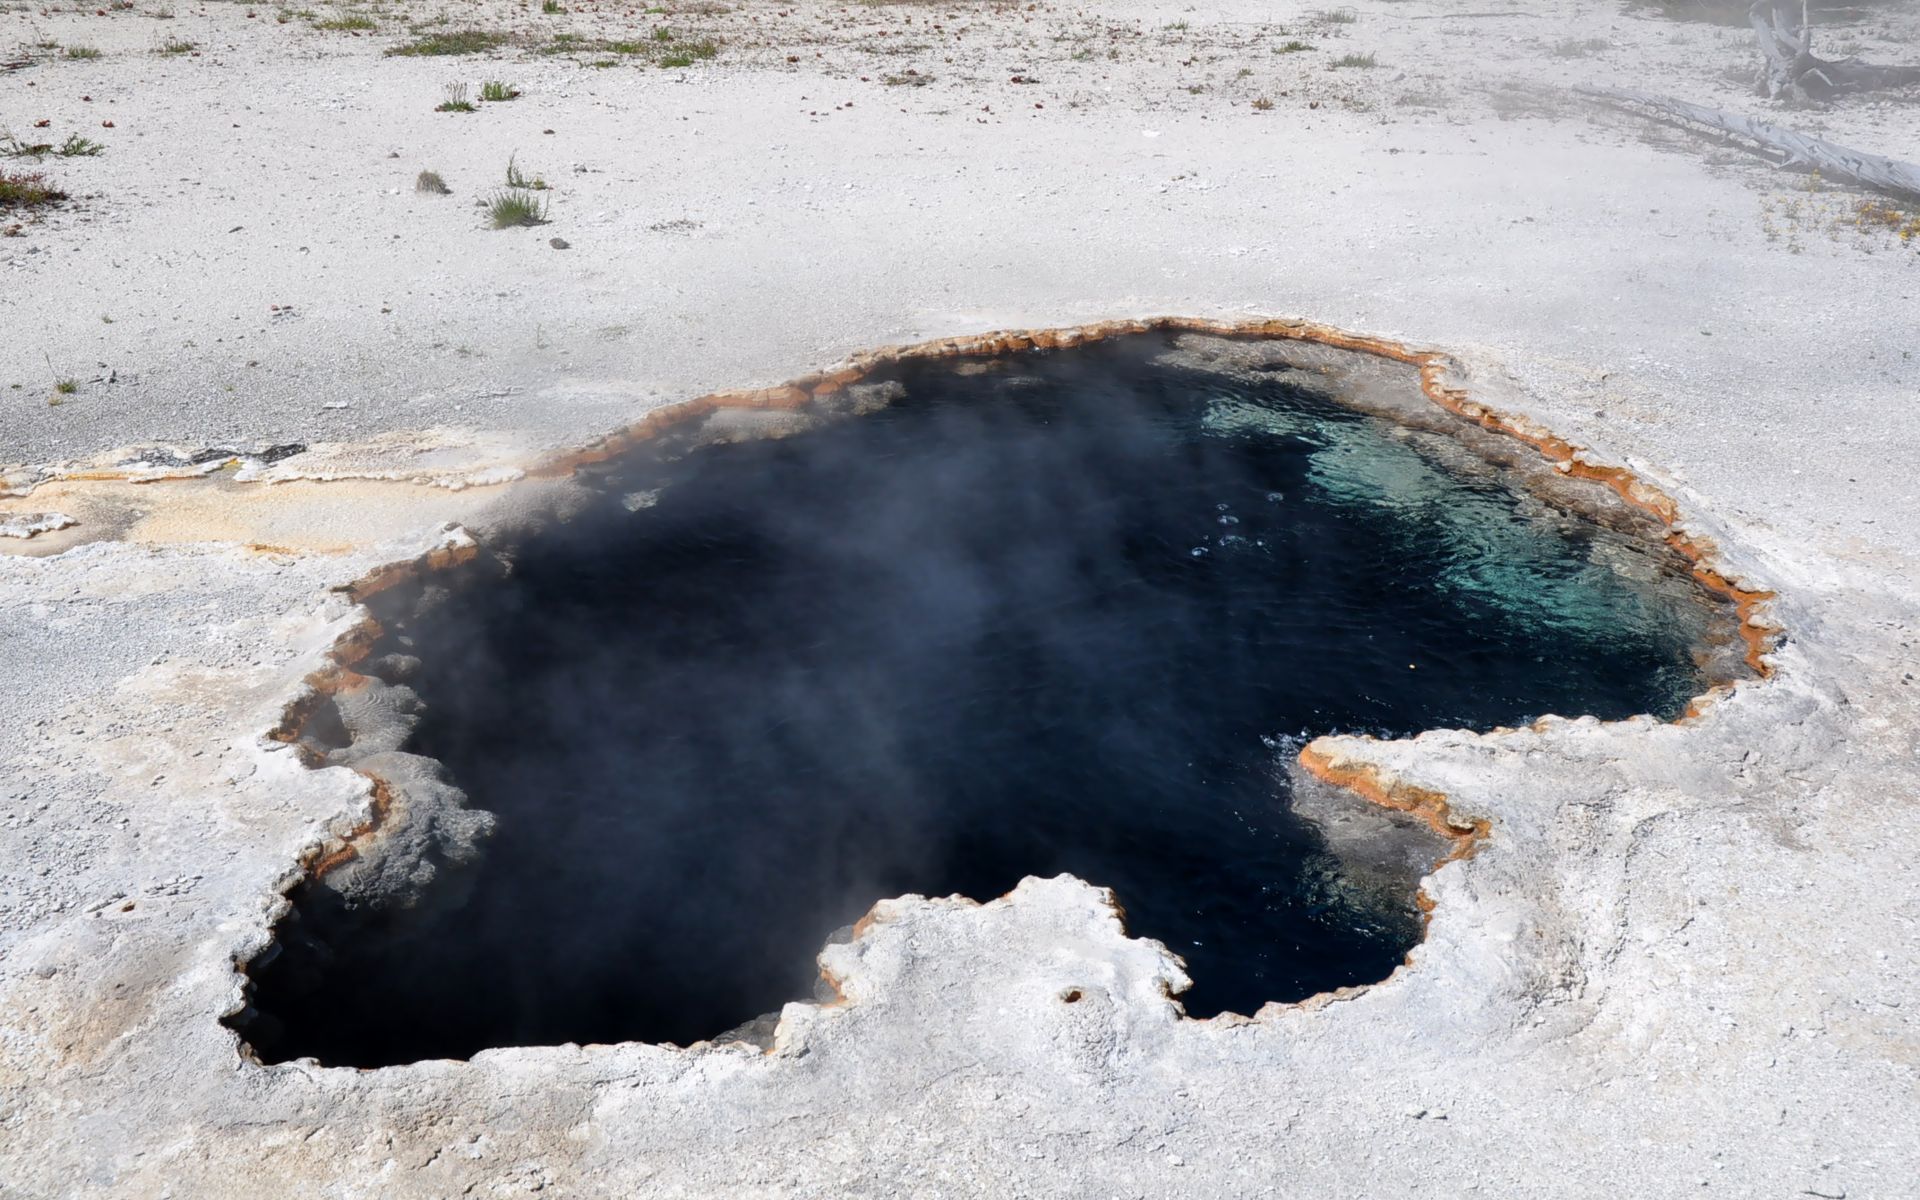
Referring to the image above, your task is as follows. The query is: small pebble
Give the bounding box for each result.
[549,237,571,250]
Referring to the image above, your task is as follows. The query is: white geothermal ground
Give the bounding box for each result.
[2,0,1918,1195]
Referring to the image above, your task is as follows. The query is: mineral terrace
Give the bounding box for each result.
[3,0,1917,1196]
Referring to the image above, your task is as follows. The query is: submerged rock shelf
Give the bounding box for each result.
[235,329,1749,1068]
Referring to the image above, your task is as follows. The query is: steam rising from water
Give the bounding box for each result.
[240,334,1731,1066]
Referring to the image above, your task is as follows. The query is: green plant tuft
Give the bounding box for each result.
[504,153,547,190]
[658,38,717,66]
[1551,37,1610,58]
[436,82,476,112]
[1330,51,1377,68]
[2,133,54,159]
[387,29,508,57]
[487,189,548,228]
[479,79,520,101]
[64,45,103,60]
[0,169,67,208]
[416,169,450,194]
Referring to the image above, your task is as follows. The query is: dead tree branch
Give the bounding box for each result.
[1575,84,1920,202]
[1749,0,1920,101]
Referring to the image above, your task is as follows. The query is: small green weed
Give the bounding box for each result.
[479,79,520,101]
[1330,51,1376,68]
[1,133,52,158]
[416,169,450,194]
[436,82,476,112]
[1276,40,1314,53]
[6,133,106,159]
[504,153,547,190]
[64,46,102,60]
[542,0,563,11]
[158,37,197,55]
[313,12,377,31]
[1312,7,1356,24]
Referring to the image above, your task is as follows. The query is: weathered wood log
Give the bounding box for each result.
[1749,0,1920,101]
[1575,84,1920,202]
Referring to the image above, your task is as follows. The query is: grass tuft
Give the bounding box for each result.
[1551,37,1609,58]
[542,0,563,11]
[1251,96,1274,111]
[540,30,718,65]
[58,134,104,158]
[1276,39,1314,53]
[658,38,717,67]
[436,82,476,113]
[313,12,377,31]
[416,169,450,194]
[158,37,197,55]
[387,29,508,57]
[1330,51,1377,68]
[487,189,548,228]
[54,378,79,395]
[1312,7,1357,23]
[64,45,103,60]
[0,169,67,208]
[479,79,520,101]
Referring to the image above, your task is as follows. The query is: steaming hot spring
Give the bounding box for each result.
[233,330,1746,1067]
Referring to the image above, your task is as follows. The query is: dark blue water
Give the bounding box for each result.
[242,336,1727,1066]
